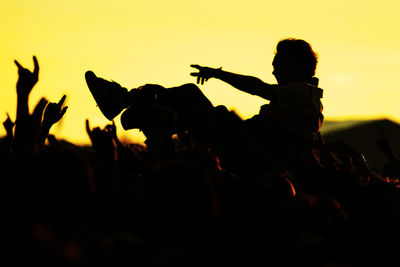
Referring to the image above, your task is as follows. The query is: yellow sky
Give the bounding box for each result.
[1,0,400,145]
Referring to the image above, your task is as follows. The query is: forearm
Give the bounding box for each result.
[13,94,29,152]
[214,70,273,99]
[15,94,30,143]
[39,122,52,147]
[16,94,29,121]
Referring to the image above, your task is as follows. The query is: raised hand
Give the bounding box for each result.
[42,95,68,128]
[38,95,68,147]
[104,120,121,144]
[86,119,107,144]
[86,119,116,150]
[3,113,15,147]
[190,65,221,85]
[3,113,15,136]
[14,56,39,96]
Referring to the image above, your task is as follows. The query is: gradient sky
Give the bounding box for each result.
[1,0,400,145]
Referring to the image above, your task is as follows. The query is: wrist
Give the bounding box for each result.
[42,121,52,130]
[213,67,223,78]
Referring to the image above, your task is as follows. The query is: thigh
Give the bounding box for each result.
[159,83,214,114]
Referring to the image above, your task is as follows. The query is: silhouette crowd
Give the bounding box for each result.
[3,39,400,266]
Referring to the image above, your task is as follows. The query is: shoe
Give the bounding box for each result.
[85,71,128,120]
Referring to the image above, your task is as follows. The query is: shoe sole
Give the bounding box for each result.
[85,71,124,120]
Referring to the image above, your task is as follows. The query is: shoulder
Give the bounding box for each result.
[278,82,323,99]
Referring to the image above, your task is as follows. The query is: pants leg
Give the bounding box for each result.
[121,83,251,172]
[121,83,214,131]
[157,83,214,128]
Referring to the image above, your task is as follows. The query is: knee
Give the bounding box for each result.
[181,83,200,89]
[120,107,140,130]
[178,83,202,96]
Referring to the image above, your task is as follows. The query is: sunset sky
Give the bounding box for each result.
[1,0,400,145]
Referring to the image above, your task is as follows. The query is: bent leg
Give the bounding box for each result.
[158,83,213,111]
[121,83,249,170]
[121,83,212,129]
[157,83,214,127]
[122,83,213,131]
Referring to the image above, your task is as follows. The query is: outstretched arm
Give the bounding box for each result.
[190,65,276,100]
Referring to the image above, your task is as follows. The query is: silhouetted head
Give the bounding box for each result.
[272,38,318,85]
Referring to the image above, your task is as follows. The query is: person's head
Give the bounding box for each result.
[272,38,318,85]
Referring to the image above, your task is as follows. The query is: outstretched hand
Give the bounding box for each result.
[14,56,39,96]
[43,95,68,127]
[190,65,221,85]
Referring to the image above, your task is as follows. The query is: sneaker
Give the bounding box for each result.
[85,71,128,120]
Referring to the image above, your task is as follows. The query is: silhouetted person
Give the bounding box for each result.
[85,38,323,174]
[13,56,68,156]
[7,48,400,267]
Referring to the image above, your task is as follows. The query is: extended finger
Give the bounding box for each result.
[85,119,92,134]
[59,106,68,118]
[190,72,200,77]
[57,95,66,107]
[14,60,23,69]
[190,64,200,69]
[33,56,39,76]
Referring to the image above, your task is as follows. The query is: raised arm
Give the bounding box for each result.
[14,56,39,124]
[190,65,277,100]
[40,95,68,147]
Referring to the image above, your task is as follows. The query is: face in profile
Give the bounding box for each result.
[272,52,296,85]
[273,50,314,85]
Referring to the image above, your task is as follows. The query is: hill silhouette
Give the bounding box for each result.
[322,119,400,173]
